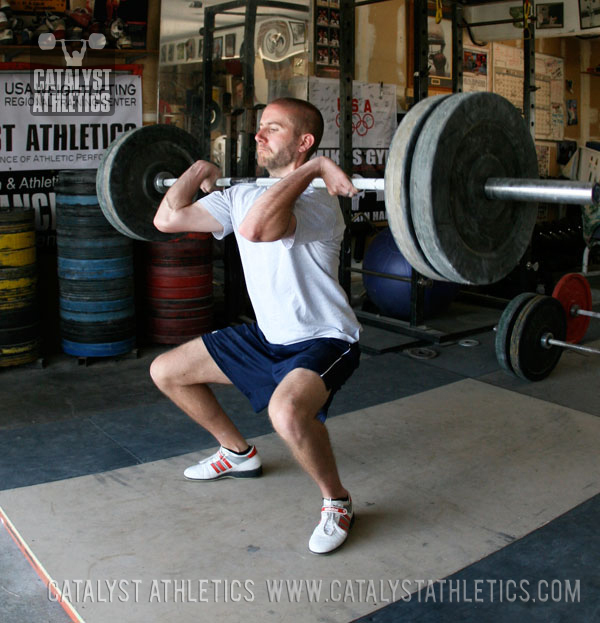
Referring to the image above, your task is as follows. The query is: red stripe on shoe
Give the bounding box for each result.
[222,457,232,468]
[211,462,221,473]
[247,447,257,458]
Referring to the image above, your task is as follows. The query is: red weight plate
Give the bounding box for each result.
[149,296,212,311]
[147,271,213,289]
[149,333,192,345]
[149,316,213,333]
[148,239,212,259]
[148,264,212,277]
[149,305,213,320]
[552,273,592,344]
[148,283,212,299]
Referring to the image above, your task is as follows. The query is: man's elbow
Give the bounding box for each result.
[239,217,294,242]
[239,224,285,242]
[239,222,267,242]
[153,212,179,233]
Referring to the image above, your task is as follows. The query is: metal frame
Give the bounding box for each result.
[340,0,539,345]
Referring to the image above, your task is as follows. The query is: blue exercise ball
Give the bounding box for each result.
[362,228,460,319]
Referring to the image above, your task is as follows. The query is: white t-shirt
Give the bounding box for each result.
[199,184,361,346]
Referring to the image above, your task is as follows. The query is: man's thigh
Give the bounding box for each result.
[159,336,232,385]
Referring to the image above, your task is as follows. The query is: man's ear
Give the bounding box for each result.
[298,133,315,154]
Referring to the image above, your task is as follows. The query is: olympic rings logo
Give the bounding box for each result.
[335,112,374,136]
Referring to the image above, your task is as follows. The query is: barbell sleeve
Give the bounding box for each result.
[542,334,600,356]
[485,178,600,207]
[572,307,600,320]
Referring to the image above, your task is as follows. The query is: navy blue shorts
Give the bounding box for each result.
[202,323,360,422]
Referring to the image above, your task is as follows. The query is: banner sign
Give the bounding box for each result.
[1,70,142,243]
[1,72,142,172]
[308,77,397,176]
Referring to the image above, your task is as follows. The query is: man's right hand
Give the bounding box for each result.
[315,156,359,198]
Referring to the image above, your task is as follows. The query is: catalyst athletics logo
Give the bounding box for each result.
[31,32,114,116]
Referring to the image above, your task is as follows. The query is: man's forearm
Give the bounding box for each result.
[153,160,223,233]
[238,159,321,242]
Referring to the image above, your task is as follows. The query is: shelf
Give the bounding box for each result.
[0,46,157,63]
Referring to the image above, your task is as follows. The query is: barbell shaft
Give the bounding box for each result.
[158,173,599,207]
[485,178,600,206]
[158,176,386,192]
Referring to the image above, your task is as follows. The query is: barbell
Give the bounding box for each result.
[495,273,599,382]
[95,91,599,285]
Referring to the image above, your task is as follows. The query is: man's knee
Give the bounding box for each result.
[149,352,173,390]
[268,391,325,443]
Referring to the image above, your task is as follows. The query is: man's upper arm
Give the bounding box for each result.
[284,192,340,247]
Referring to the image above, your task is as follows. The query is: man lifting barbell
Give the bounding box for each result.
[149,97,363,555]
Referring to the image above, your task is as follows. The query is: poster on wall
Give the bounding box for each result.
[463,48,489,92]
[308,77,397,175]
[309,77,397,223]
[0,70,142,243]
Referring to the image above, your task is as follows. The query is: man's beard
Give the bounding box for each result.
[256,143,296,172]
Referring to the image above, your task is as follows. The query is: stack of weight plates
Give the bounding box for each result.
[56,170,136,358]
[145,233,213,344]
[0,209,40,367]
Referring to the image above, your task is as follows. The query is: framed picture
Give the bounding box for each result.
[427,13,452,88]
[579,0,600,29]
[290,21,305,45]
[225,33,236,57]
[185,38,195,60]
[407,4,453,91]
[213,36,223,60]
[537,3,564,28]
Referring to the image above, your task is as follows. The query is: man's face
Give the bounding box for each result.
[255,104,301,173]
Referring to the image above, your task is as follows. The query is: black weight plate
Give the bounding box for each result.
[384,94,450,281]
[0,209,35,227]
[96,135,127,236]
[495,291,537,374]
[509,295,566,382]
[410,92,539,285]
[96,129,143,238]
[56,214,112,229]
[97,125,202,242]
[55,170,97,195]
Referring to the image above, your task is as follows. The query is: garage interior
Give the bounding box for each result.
[1,1,600,622]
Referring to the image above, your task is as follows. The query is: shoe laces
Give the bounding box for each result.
[320,501,350,535]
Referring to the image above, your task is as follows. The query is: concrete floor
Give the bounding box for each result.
[1,285,599,623]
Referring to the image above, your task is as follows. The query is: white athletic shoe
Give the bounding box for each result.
[184,445,262,481]
[309,496,354,554]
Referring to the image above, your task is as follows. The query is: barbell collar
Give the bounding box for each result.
[485,178,600,207]
[542,333,600,356]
